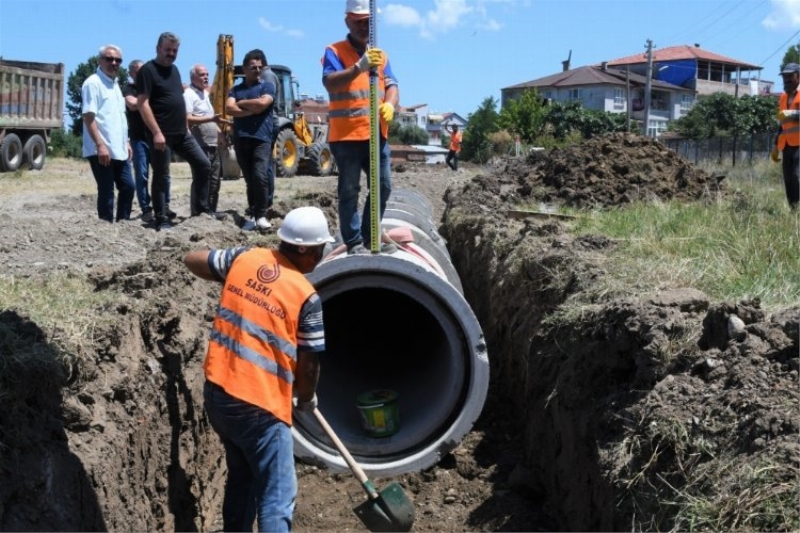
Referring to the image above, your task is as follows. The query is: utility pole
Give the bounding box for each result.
[626,65,631,132]
[643,39,654,137]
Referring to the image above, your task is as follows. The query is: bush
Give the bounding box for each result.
[49,128,83,159]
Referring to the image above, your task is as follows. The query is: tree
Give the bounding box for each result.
[670,92,776,139]
[781,44,800,70]
[461,96,499,163]
[388,122,429,145]
[498,89,547,144]
[66,56,128,136]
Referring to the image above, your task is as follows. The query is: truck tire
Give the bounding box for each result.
[306,142,334,177]
[274,128,299,178]
[0,133,23,172]
[23,134,46,170]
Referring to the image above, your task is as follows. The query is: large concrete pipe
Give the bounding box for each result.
[292,189,489,477]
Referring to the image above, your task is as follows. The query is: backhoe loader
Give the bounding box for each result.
[211,34,335,179]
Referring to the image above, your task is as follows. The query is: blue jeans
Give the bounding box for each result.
[87,156,135,222]
[234,138,273,219]
[204,381,296,533]
[330,139,391,248]
[131,138,171,212]
[149,131,210,224]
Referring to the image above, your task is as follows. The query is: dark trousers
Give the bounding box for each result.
[87,156,135,222]
[782,145,799,209]
[234,138,273,219]
[446,149,459,171]
[192,145,221,214]
[149,131,211,224]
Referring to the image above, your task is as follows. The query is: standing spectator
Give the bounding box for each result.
[136,32,212,231]
[82,44,135,223]
[185,63,226,217]
[322,0,400,254]
[124,59,174,223]
[225,49,276,230]
[771,62,800,210]
[260,65,281,198]
[445,123,462,171]
[184,206,334,533]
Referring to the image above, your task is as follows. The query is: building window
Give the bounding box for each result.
[613,88,625,109]
[567,89,580,101]
[680,94,693,112]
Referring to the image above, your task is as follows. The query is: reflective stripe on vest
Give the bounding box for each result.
[326,39,389,141]
[778,92,800,150]
[203,248,315,425]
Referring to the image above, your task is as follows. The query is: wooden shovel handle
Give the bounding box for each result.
[313,407,379,499]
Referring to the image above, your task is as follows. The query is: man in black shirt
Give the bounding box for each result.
[136,32,212,231]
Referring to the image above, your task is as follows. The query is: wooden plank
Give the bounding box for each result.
[506,209,577,220]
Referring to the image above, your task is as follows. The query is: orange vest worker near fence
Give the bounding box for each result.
[772,62,800,209]
[185,206,334,533]
[446,124,462,171]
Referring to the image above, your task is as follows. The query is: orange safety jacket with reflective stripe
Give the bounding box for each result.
[203,248,315,425]
[325,39,389,142]
[449,131,462,153]
[777,91,800,150]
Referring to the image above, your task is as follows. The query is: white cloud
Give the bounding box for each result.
[763,0,800,29]
[258,17,304,38]
[383,0,510,39]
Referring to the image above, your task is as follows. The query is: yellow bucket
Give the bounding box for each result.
[357,389,399,437]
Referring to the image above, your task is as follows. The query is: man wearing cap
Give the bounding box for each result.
[185,206,334,533]
[322,0,400,255]
[771,62,800,209]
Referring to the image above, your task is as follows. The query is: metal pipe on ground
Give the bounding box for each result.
[292,189,489,477]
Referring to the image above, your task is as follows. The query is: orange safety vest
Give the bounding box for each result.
[777,92,800,150]
[325,39,389,142]
[449,130,462,153]
[204,248,315,425]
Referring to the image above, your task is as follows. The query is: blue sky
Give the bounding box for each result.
[1,0,799,123]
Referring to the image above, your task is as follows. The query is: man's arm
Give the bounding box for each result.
[294,351,320,403]
[183,250,216,281]
[83,112,111,165]
[237,94,273,114]
[225,95,252,118]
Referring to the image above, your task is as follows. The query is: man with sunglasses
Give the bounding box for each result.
[225,49,276,231]
[322,0,400,255]
[81,44,135,223]
[137,32,213,231]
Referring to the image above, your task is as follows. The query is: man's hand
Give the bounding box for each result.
[380,102,395,122]
[355,48,383,73]
[771,148,781,163]
[778,109,799,120]
[293,393,318,412]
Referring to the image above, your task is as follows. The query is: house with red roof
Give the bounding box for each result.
[501,44,768,137]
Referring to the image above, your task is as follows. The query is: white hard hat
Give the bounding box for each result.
[278,207,335,246]
[346,0,370,16]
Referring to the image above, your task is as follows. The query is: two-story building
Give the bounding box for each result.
[501,44,768,137]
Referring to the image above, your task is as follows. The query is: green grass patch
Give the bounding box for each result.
[565,162,799,310]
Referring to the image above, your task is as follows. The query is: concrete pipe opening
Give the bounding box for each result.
[292,191,489,477]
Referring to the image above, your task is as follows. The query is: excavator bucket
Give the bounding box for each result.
[293,113,313,146]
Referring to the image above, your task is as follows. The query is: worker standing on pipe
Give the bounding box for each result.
[322,0,400,255]
[184,206,335,533]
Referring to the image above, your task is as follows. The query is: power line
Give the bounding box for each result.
[759,29,800,67]
[663,0,747,44]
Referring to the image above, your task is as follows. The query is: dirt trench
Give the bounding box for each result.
[1,135,798,532]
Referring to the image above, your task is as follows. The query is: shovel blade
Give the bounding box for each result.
[354,482,415,532]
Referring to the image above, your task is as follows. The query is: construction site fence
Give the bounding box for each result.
[660,133,774,166]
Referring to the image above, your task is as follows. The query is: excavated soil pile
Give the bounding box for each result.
[441,133,799,531]
[0,137,796,532]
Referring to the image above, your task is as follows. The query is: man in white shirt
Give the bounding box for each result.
[184,63,225,217]
[82,44,135,222]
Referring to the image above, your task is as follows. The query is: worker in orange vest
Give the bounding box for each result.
[446,124,463,171]
[322,0,400,255]
[771,62,800,209]
[184,206,334,532]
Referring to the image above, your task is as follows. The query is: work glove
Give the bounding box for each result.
[355,48,383,73]
[380,102,395,122]
[771,148,781,163]
[293,393,318,412]
[778,109,799,120]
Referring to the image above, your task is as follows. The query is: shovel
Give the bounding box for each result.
[312,407,415,532]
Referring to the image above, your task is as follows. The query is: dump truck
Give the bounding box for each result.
[212,34,334,179]
[0,59,65,172]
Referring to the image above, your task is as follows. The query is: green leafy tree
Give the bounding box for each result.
[780,44,800,70]
[671,92,776,139]
[498,89,547,144]
[544,100,584,139]
[388,122,429,145]
[461,96,499,163]
[66,55,128,136]
[49,127,83,158]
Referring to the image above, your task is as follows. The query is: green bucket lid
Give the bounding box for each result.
[357,389,398,406]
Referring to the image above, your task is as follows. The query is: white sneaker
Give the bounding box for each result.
[255,217,272,229]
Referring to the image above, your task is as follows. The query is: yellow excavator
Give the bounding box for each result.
[212,34,334,179]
